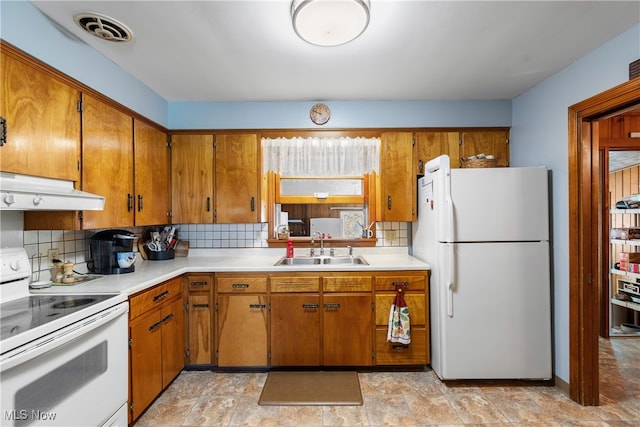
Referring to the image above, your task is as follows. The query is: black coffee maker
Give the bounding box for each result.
[89,229,136,274]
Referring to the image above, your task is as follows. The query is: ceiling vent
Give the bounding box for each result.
[74,12,133,42]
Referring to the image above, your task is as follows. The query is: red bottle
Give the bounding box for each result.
[286,240,294,258]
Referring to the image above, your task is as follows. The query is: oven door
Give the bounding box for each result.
[1,302,128,427]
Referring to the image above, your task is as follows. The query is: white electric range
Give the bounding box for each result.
[0,247,129,427]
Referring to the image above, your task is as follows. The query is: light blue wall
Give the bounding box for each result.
[511,24,640,383]
[168,99,511,129]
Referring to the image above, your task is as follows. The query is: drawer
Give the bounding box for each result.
[270,276,320,292]
[374,293,427,326]
[217,275,267,293]
[187,274,212,291]
[323,275,372,292]
[129,277,183,320]
[375,327,428,365]
[374,274,427,291]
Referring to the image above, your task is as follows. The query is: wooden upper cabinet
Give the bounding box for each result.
[214,133,259,223]
[379,132,415,222]
[415,131,460,174]
[81,94,134,229]
[460,130,509,167]
[1,49,81,181]
[134,120,170,226]
[171,134,214,224]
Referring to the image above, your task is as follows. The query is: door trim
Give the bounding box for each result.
[568,78,640,405]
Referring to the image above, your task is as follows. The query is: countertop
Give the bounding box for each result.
[33,247,429,297]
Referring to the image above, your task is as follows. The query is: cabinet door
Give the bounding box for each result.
[460,130,509,167]
[161,297,185,388]
[129,310,163,421]
[188,293,212,365]
[379,132,415,222]
[322,293,373,366]
[134,120,170,226]
[1,50,81,181]
[215,133,259,223]
[270,293,321,366]
[415,132,460,173]
[217,294,268,366]
[171,134,214,224]
[82,94,134,229]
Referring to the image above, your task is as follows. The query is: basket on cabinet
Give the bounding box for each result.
[461,157,498,168]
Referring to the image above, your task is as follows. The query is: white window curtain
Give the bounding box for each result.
[262,137,380,176]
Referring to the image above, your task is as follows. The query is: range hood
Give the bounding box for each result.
[0,172,105,211]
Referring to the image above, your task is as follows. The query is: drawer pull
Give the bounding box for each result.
[148,319,163,332]
[232,283,250,289]
[323,303,340,309]
[152,290,170,302]
[249,304,266,309]
[302,303,319,309]
[161,313,174,323]
[190,281,208,287]
[192,303,210,308]
[391,344,409,350]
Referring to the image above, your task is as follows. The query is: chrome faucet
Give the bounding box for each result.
[311,231,324,256]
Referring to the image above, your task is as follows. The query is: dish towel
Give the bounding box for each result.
[387,281,411,345]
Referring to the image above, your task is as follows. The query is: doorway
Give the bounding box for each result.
[568,78,640,405]
[600,143,640,338]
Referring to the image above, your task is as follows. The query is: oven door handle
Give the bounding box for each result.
[0,302,129,372]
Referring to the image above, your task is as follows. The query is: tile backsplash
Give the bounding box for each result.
[18,221,408,279]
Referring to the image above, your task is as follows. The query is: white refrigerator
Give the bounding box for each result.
[412,155,552,380]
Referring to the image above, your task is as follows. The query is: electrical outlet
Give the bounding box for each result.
[47,248,60,265]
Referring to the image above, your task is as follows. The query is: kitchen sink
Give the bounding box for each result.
[274,255,368,266]
[321,256,368,265]
[274,257,322,265]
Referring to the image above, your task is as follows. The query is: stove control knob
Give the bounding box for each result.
[3,193,15,206]
[10,259,21,271]
[33,195,44,206]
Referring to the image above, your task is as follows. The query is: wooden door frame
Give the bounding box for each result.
[568,78,640,405]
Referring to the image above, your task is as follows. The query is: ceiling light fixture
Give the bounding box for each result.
[291,0,370,47]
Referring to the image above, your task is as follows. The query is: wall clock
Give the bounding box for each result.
[310,103,330,125]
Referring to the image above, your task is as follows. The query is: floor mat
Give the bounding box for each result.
[258,371,363,406]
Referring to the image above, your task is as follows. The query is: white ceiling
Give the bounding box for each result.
[29,1,640,103]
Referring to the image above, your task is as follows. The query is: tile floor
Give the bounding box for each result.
[135,338,640,426]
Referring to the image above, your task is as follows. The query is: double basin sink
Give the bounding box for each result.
[274,255,368,266]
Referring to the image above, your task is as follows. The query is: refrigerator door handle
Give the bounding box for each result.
[447,243,455,317]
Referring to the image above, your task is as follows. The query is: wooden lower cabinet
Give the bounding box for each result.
[323,292,373,366]
[216,274,268,366]
[207,270,429,368]
[322,274,374,366]
[129,277,185,422]
[271,293,321,365]
[270,275,321,366]
[186,274,214,365]
[374,272,430,365]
